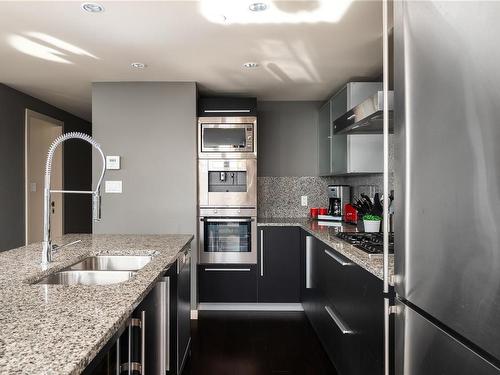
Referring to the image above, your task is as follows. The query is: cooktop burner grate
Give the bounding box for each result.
[336,232,394,255]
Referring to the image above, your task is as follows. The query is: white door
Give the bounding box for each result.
[26,110,63,244]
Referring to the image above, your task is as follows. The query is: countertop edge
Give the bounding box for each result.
[257,219,394,284]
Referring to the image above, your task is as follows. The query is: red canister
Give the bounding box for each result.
[310,208,319,218]
[318,207,328,215]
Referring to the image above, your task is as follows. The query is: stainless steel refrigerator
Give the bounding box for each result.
[393,1,500,373]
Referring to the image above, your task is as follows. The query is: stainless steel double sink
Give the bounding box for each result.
[35,255,153,286]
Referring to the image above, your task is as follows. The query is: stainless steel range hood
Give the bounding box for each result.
[333,91,394,134]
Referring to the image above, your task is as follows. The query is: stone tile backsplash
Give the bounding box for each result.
[257,174,392,218]
[257,136,395,218]
[257,177,329,218]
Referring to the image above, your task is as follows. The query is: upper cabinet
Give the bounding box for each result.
[318,82,384,176]
[198,97,257,117]
[318,102,332,176]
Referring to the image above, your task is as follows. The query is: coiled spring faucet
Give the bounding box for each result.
[41,132,106,265]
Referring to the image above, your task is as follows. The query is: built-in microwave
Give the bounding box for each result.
[198,116,257,159]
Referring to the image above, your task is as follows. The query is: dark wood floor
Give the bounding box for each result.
[182,311,338,375]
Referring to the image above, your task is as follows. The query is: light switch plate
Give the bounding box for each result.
[301,195,308,206]
[105,180,122,193]
[106,156,121,170]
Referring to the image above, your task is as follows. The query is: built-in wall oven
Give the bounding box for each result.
[198,208,257,264]
[198,159,256,208]
[198,116,257,159]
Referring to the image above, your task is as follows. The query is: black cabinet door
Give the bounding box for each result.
[198,97,257,116]
[198,264,257,303]
[257,227,301,302]
[319,241,384,375]
[301,233,325,333]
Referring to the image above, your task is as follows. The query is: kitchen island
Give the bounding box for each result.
[0,233,193,374]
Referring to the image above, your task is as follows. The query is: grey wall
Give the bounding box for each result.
[257,101,322,177]
[256,101,393,218]
[0,83,92,251]
[91,82,197,305]
[92,82,197,234]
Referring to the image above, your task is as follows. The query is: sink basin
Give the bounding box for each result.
[67,255,152,271]
[35,270,135,285]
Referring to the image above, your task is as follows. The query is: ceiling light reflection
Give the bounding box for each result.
[27,32,98,59]
[200,0,353,24]
[8,35,71,64]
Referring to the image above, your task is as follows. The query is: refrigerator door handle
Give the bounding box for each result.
[382,1,391,375]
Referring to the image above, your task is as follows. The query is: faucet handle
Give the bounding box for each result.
[52,240,82,254]
[92,192,101,221]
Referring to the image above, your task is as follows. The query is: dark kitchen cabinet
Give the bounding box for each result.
[198,96,257,116]
[257,226,301,302]
[198,264,257,303]
[83,245,192,375]
[301,230,384,375]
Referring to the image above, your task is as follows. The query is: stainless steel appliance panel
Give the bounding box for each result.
[198,116,257,159]
[395,299,500,375]
[199,214,257,264]
[198,159,257,208]
[135,270,174,375]
[177,247,191,375]
[394,0,500,360]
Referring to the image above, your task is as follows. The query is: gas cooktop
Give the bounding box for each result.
[336,232,394,255]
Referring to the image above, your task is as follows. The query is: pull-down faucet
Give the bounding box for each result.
[41,132,106,265]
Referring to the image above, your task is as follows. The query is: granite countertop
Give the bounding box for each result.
[257,218,394,283]
[0,233,193,375]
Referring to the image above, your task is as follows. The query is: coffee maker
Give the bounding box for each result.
[327,185,350,220]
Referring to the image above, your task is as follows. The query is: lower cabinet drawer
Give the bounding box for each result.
[315,242,384,375]
[198,264,257,303]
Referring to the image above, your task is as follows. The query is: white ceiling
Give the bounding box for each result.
[0,1,384,121]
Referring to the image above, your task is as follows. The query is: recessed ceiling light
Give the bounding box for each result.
[81,3,104,13]
[243,62,259,69]
[249,2,268,12]
[131,62,147,69]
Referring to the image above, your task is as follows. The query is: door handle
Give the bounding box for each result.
[141,310,146,375]
[306,235,313,289]
[260,229,264,277]
[324,249,353,266]
[325,305,354,335]
[204,218,253,223]
[116,337,120,375]
[161,277,171,372]
[204,268,251,272]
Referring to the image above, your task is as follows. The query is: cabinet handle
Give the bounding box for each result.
[305,236,313,289]
[324,249,353,266]
[161,277,171,372]
[204,268,251,272]
[325,305,354,335]
[116,337,120,375]
[141,310,146,375]
[260,229,264,277]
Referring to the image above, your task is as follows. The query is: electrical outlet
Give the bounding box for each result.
[105,180,122,193]
[301,195,308,207]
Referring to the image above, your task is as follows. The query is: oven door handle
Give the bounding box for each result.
[203,218,254,223]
